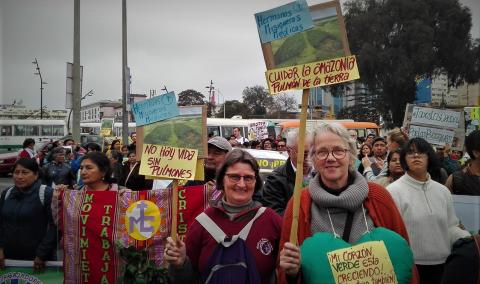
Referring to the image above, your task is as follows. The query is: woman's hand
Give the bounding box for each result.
[279,242,301,277]
[53,184,68,199]
[33,256,45,273]
[164,236,186,268]
[361,155,372,168]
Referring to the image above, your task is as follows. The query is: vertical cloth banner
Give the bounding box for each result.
[62,191,121,284]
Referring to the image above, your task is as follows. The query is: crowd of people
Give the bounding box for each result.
[1,125,479,283]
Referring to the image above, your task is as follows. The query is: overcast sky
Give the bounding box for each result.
[0,0,478,110]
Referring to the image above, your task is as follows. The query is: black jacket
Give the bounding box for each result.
[442,236,480,284]
[261,157,296,216]
[0,180,57,260]
[42,161,75,187]
[120,162,153,191]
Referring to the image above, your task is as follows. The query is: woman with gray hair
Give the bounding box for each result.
[278,122,418,284]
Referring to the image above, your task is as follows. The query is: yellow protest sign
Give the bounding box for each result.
[265,55,360,94]
[146,159,205,182]
[327,241,397,284]
[140,144,198,180]
[125,200,161,241]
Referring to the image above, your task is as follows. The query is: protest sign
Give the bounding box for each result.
[261,0,351,70]
[327,241,397,284]
[101,119,113,137]
[411,106,461,129]
[403,103,465,151]
[0,260,63,283]
[255,0,313,43]
[245,149,287,171]
[452,195,480,234]
[137,105,207,159]
[131,91,179,126]
[140,144,198,180]
[408,125,455,146]
[265,55,359,94]
[465,107,480,136]
[248,121,269,141]
[257,0,353,244]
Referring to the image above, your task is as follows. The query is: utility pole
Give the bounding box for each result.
[72,0,81,142]
[32,58,47,119]
[121,0,129,145]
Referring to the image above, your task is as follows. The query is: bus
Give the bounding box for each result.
[80,122,136,137]
[0,119,67,152]
[81,119,269,141]
[276,120,380,139]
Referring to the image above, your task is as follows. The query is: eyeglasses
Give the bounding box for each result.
[225,173,256,184]
[315,148,349,160]
[406,151,427,158]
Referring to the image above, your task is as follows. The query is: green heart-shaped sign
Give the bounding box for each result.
[301,227,413,284]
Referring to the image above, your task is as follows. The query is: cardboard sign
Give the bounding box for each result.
[101,119,113,137]
[327,241,397,284]
[452,194,480,234]
[408,125,455,146]
[131,91,179,126]
[255,0,313,43]
[140,144,198,180]
[411,106,461,129]
[403,103,465,150]
[465,107,480,136]
[265,55,359,94]
[248,121,269,141]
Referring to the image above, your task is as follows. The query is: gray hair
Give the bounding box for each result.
[308,122,358,171]
[285,128,312,148]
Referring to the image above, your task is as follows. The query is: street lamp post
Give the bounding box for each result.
[217,89,226,118]
[32,58,48,119]
[68,89,93,134]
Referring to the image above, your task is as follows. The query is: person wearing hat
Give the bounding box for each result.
[361,136,388,177]
[184,136,232,189]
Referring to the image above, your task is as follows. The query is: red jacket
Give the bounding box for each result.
[186,205,282,284]
[278,182,419,284]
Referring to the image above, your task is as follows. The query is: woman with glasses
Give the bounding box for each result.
[279,122,417,283]
[387,138,469,284]
[165,149,282,284]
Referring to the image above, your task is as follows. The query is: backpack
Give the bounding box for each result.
[196,207,265,284]
[4,184,47,206]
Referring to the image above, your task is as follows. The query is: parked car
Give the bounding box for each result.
[0,151,18,176]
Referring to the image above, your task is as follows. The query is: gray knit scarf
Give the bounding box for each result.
[308,171,374,243]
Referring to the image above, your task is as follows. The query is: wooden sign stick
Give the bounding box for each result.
[171,179,179,242]
[289,88,310,244]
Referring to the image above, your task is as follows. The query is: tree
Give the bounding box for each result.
[242,85,273,118]
[217,100,249,119]
[177,89,205,106]
[270,93,298,118]
[344,0,478,126]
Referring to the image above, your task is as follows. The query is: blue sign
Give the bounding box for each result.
[131,92,179,126]
[255,0,314,43]
[414,75,432,104]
